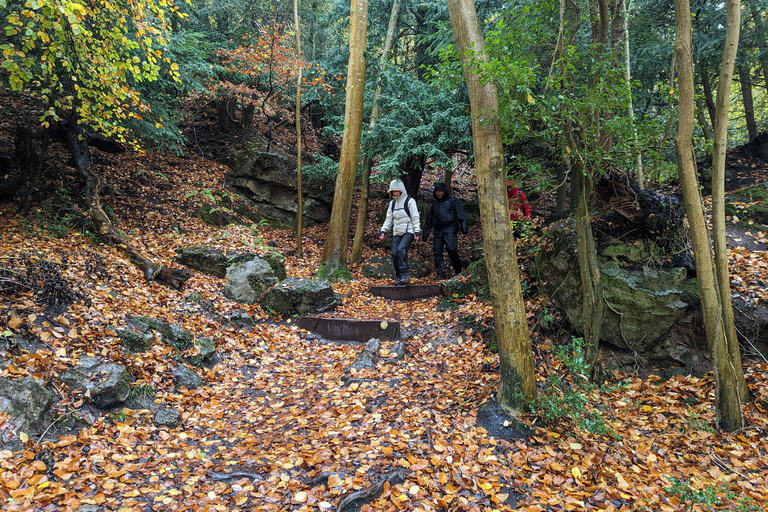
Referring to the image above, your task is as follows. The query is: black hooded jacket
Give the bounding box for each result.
[423,182,468,237]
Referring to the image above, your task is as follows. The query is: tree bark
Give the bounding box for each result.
[62,119,190,290]
[747,0,768,93]
[295,0,304,256]
[623,0,644,189]
[674,0,744,431]
[695,95,713,141]
[321,0,369,269]
[447,0,536,414]
[699,60,717,129]
[351,0,402,264]
[738,64,757,142]
[712,0,749,412]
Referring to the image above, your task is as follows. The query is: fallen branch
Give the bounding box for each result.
[336,468,409,512]
[303,471,338,487]
[209,471,263,482]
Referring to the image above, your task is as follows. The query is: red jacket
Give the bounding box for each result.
[506,181,531,221]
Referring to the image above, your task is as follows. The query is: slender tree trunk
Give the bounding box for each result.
[447,0,536,413]
[700,61,717,129]
[295,0,304,255]
[351,0,402,264]
[575,162,603,372]
[696,95,714,141]
[712,0,749,410]
[623,0,644,189]
[748,0,768,92]
[738,64,757,142]
[565,0,581,212]
[674,0,744,431]
[321,0,369,268]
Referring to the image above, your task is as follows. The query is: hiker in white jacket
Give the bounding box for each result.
[379,179,421,286]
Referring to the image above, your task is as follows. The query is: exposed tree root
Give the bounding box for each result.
[336,468,410,512]
[63,120,190,290]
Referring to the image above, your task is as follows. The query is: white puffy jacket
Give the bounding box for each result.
[380,180,420,237]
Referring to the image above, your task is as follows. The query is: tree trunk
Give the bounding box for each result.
[62,119,190,290]
[712,0,749,413]
[623,0,644,189]
[295,0,304,256]
[351,0,402,264]
[403,155,426,199]
[695,95,713,141]
[321,0,369,269]
[447,0,536,414]
[738,64,757,142]
[674,0,744,431]
[575,165,603,373]
[699,61,717,129]
[747,0,768,92]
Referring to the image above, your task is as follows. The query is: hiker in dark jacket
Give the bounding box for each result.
[423,182,467,280]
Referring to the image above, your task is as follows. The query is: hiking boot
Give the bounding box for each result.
[436,273,445,281]
[397,274,410,286]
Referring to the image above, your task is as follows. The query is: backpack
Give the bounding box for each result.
[390,195,412,219]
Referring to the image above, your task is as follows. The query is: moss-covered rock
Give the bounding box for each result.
[258,277,340,316]
[440,258,490,301]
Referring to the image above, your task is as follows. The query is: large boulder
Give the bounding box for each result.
[174,245,287,280]
[227,150,335,227]
[0,376,53,451]
[223,258,279,303]
[537,222,690,356]
[259,277,340,316]
[60,357,131,408]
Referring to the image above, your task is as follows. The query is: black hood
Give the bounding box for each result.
[433,182,450,199]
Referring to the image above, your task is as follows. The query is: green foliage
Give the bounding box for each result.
[0,0,184,146]
[664,477,761,512]
[109,410,130,423]
[302,154,339,182]
[362,71,472,182]
[128,385,155,401]
[534,337,614,437]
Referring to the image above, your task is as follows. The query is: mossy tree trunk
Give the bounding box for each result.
[351,0,402,264]
[321,0,368,269]
[674,0,745,431]
[447,0,536,414]
[711,0,749,411]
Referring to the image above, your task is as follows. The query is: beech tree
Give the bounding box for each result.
[0,0,191,288]
[321,0,368,270]
[350,0,402,265]
[673,0,746,432]
[447,0,537,413]
[295,0,304,255]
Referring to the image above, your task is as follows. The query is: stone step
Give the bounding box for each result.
[298,317,400,341]
[370,284,443,301]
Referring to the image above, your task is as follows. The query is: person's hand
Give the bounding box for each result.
[414,234,420,242]
[379,232,385,241]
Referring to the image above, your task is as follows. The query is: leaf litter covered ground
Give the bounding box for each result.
[0,141,767,512]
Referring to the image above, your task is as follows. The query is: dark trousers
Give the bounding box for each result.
[391,233,414,277]
[433,227,462,275]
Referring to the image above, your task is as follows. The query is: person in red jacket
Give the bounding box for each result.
[506,179,531,221]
